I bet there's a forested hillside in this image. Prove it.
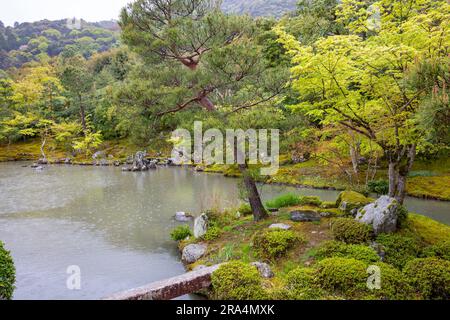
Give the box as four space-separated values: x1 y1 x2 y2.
0 19 119 69
222 0 297 17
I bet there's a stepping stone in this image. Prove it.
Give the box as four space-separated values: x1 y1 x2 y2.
269 223 292 230
290 210 321 222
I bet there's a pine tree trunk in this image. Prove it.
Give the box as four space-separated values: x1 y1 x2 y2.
238 164 268 222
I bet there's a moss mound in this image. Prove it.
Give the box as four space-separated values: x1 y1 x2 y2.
404 257 450 300
370 262 415 300
316 241 380 264
422 241 450 261
316 257 368 296
253 229 302 260
284 267 324 300
211 261 267 300
0 241 16 300
331 218 373 244
376 233 421 269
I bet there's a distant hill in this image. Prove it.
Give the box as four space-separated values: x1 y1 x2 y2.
0 19 119 69
222 0 297 17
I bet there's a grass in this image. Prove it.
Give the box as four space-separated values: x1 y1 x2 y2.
265 193 301 209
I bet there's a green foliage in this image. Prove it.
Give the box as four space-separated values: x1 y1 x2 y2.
0 241 16 300
376 233 421 270
237 203 253 216
222 0 297 17
72 131 103 156
371 262 415 300
404 258 450 300
203 226 222 241
285 267 324 300
316 241 380 264
211 261 267 300
422 241 450 261
316 257 368 296
331 218 373 244
265 193 301 209
298 196 322 206
368 180 389 196
253 229 302 260
170 225 192 241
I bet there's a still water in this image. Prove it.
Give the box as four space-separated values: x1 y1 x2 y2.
0 162 448 300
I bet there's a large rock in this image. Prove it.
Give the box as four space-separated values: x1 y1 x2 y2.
355 196 399 235
269 223 292 230
182 244 207 264
336 191 373 214
194 213 209 238
291 210 321 222
251 262 274 279
175 212 194 222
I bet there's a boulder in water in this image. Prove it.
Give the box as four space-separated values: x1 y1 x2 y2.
175 212 194 222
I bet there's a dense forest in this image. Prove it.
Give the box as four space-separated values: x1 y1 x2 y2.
0 0 448 201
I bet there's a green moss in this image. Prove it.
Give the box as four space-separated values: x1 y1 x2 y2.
211 261 267 300
407 175 450 201
331 218 373 244
265 193 301 209
316 241 380 264
253 229 303 260
203 226 222 241
376 233 421 270
316 258 368 296
422 241 450 261
335 191 373 213
298 196 322 207
0 241 16 300
370 262 415 300
321 201 337 209
237 203 253 216
284 267 324 300
404 257 450 300
405 214 450 245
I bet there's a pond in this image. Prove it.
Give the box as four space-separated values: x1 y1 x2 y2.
0 162 448 300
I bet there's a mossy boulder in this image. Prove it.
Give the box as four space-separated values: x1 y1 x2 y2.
211 261 267 300
404 257 450 300
331 218 373 244
336 191 373 214
0 241 16 300
253 229 303 260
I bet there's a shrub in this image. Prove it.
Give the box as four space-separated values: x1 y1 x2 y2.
316 258 368 296
253 229 302 260
170 225 192 241
285 267 324 300
370 263 415 300
211 261 267 300
203 226 222 241
0 241 16 300
331 218 373 244
237 203 252 216
422 241 450 261
265 193 301 209
404 257 450 300
299 196 322 207
368 180 389 195
316 241 380 264
376 233 421 269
